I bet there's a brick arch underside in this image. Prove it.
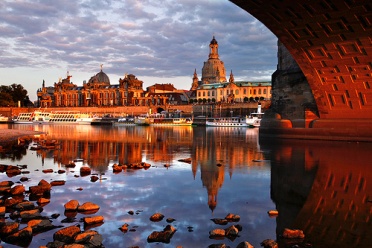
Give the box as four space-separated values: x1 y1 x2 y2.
231 0 372 119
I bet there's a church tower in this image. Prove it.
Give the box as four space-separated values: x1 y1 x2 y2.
201 36 227 84
191 69 199 90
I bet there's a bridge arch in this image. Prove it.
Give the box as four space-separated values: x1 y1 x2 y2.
231 0 371 119
230 1 372 140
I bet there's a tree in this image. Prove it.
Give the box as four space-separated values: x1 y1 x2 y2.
0 84 33 107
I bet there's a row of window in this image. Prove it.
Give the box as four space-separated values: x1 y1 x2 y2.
198 88 269 97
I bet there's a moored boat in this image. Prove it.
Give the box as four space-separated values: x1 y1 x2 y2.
246 103 264 128
113 117 135 126
206 116 249 127
0 114 11 123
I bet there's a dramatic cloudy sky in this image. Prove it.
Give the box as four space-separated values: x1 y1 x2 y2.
0 0 278 101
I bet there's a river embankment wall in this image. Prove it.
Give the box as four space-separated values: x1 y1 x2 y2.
0 102 269 119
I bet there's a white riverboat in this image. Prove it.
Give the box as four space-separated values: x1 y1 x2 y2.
14 111 49 124
206 116 249 127
245 103 264 128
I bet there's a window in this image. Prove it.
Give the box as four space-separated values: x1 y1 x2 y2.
264 89 267 94
258 89 261 94
244 89 246 94
235 90 239 95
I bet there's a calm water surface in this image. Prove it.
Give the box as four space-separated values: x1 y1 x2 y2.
0 124 370 248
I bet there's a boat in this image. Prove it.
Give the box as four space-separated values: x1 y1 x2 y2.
150 117 193 126
134 114 151 126
14 111 48 124
206 116 250 127
245 103 264 128
48 111 95 124
0 114 11 123
136 111 193 126
113 117 135 126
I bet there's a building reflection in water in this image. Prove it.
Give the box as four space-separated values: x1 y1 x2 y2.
261 138 372 248
21 125 265 212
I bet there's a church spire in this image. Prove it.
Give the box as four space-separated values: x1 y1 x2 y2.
209 36 219 60
229 70 234 83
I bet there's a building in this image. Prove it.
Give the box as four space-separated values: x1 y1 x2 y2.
191 36 271 103
37 64 192 108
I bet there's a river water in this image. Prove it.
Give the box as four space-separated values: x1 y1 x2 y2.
0 124 370 248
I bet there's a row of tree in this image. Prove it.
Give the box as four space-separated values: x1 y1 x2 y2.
0 84 33 107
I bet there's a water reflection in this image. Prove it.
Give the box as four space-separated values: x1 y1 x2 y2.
1 124 369 247
261 138 372 248
0 124 274 247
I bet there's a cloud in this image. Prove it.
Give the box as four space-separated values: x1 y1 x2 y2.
0 0 277 100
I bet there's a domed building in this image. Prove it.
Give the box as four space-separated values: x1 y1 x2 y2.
201 36 227 84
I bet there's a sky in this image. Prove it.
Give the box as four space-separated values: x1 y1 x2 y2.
0 0 278 101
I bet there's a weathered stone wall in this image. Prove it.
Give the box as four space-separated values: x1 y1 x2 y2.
268 41 318 127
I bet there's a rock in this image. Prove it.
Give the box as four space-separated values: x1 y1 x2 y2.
268 210 279 217
29 179 51 195
77 202 100 212
0 180 14 187
261 239 278 248
20 209 41 220
208 244 227 248
90 175 99 182
27 219 57 233
51 213 60 219
37 197 50 205
10 185 26 195
83 215 104 225
149 212 164 222
74 229 98 243
53 225 81 243
225 213 240 222
225 225 239 237
0 221 19 236
211 218 228 225
166 218 176 223
4 197 23 207
80 167 91 176
178 158 191 163
0 206 5 215
64 200 79 211
112 164 122 173
147 225 176 243
57 169 66 174
283 228 305 239
142 162 151 168
209 228 226 238
42 169 53 173
119 223 129 232
237 241 254 248
50 180 66 186
15 201 35 211
6 166 21 177
0 186 11 194
2 226 33 247
20 177 29 182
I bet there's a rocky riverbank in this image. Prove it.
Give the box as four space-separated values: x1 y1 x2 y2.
0 129 44 145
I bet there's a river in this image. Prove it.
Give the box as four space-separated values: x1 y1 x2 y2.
0 124 370 248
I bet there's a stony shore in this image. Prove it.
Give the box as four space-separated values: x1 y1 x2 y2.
0 129 44 144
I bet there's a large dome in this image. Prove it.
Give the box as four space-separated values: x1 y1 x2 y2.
96 70 110 84
87 69 110 86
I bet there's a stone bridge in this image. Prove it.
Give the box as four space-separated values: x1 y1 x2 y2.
231 0 372 141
